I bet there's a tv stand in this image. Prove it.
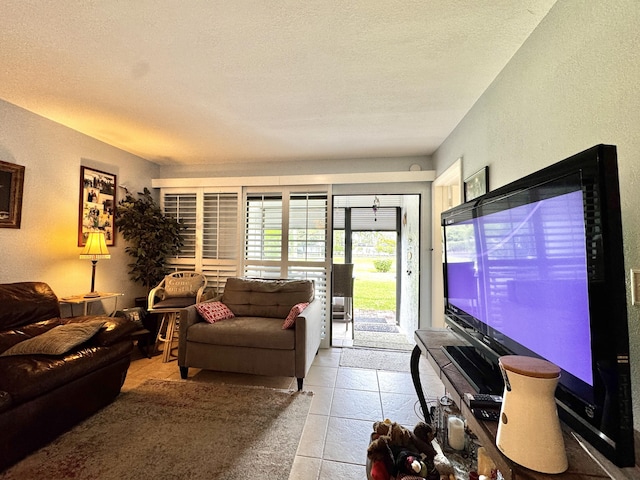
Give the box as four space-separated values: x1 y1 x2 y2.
441 345 504 394
412 328 622 480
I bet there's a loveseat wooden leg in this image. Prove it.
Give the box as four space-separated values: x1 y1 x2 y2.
180 366 188 379
297 378 303 391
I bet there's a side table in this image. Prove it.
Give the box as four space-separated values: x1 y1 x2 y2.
148 308 181 363
59 292 124 317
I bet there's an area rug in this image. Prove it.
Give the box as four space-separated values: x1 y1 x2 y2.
353 330 415 351
354 323 400 333
340 347 412 372
353 315 387 324
1 379 312 480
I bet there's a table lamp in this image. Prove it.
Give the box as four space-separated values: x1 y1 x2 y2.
80 231 110 298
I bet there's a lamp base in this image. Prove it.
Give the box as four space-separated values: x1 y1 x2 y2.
83 292 101 298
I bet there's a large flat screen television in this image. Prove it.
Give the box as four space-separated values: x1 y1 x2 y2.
441 144 634 467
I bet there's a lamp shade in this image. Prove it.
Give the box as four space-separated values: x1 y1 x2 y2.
80 232 111 260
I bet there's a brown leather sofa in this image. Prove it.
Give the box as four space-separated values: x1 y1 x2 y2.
178 277 322 390
0 282 137 471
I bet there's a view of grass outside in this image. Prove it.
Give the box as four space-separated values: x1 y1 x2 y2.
354 275 395 310
333 230 396 312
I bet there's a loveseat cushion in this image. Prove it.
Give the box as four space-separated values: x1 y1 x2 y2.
221 277 314 319
186 316 295 350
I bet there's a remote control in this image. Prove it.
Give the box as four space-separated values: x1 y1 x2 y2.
472 408 501 422
464 392 503 409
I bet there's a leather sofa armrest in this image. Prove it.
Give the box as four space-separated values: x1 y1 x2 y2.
0 390 12 413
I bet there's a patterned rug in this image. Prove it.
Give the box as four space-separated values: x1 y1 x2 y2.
1 379 312 479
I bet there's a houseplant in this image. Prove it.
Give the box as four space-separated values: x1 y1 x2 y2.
115 187 185 292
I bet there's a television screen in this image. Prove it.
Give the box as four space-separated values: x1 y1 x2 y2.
446 187 593 387
442 145 634 467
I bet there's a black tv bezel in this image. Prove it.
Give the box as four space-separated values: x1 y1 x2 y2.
441 144 635 467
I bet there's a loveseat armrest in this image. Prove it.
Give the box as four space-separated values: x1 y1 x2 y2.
177 296 222 366
294 298 322 385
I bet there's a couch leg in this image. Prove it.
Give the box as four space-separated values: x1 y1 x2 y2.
297 378 303 391
180 366 188 379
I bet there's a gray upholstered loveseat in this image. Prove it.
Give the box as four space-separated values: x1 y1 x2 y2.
178 277 322 390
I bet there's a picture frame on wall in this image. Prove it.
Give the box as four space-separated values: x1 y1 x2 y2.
78 166 116 246
0 160 25 229
464 166 489 202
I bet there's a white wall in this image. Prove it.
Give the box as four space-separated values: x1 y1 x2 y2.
0 99 159 311
432 0 640 430
158 156 432 178
400 194 421 338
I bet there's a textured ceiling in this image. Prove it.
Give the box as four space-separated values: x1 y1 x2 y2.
0 1 556 166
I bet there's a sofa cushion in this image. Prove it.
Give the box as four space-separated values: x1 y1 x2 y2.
0 317 62 353
0 282 61 330
222 277 314 319
187 316 295 350
282 302 309 329
0 320 106 357
0 340 132 405
83 316 140 347
196 301 235 323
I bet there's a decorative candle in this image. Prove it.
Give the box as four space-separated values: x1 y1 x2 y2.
447 415 466 450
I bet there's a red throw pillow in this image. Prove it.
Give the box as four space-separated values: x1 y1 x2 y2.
282 302 309 329
196 301 235 323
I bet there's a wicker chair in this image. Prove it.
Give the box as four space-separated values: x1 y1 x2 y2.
148 271 207 362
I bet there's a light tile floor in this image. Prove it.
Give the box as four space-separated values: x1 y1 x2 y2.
123 335 446 480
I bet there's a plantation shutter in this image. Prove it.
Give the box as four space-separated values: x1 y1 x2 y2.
289 193 328 261
244 194 283 278
288 192 329 340
164 193 197 270
162 190 240 294
202 193 238 260
202 192 240 293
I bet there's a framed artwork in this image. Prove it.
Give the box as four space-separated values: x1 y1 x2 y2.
0 160 25 229
78 166 116 246
464 166 489 202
